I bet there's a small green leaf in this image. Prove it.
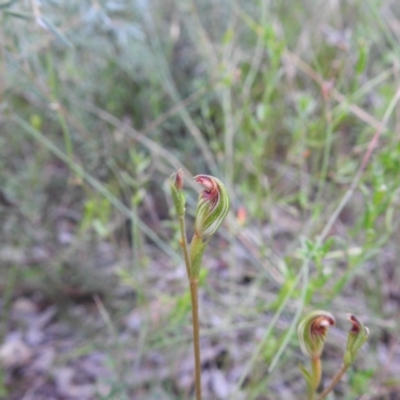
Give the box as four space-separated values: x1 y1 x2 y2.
222 28 234 45
355 40 369 75
299 363 312 385
190 241 207 277
299 363 314 398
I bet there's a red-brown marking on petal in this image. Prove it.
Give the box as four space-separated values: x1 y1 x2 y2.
194 175 220 207
347 314 361 334
174 169 184 190
310 315 335 337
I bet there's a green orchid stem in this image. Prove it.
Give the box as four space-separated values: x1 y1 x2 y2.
190 278 202 400
171 172 229 400
317 363 349 400
311 356 322 394
178 214 192 280
177 217 202 400
190 233 206 277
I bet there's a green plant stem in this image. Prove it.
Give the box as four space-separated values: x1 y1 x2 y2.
311 357 322 399
177 215 202 399
307 385 315 400
190 278 202 400
316 363 349 400
178 214 192 279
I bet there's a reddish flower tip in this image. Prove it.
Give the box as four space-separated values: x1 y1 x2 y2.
194 175 219 205
347 314 361 334
192 175 230 238
310 315 336 337
173 169 183 190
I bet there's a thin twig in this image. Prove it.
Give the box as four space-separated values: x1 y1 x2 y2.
316 363 348 400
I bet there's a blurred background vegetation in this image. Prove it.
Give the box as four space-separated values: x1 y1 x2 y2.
1 0 400 399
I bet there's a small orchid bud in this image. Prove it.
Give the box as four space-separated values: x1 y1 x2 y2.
170 170 185 217
193 175 230 238
343 314 369 366
298 310 336 359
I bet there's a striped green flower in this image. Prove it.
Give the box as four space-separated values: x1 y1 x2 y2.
170 169 185 217
343 314 369 366
193 175 230 238
298 310 335 359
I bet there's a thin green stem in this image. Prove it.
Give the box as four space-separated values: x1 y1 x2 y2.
189 233 207 278
178 214 192 279
316 363 349 400
311 357 322 398
177 212 202 399
314 85 333 209
268 258 310 373
308 386 315 400
190 279 202 400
